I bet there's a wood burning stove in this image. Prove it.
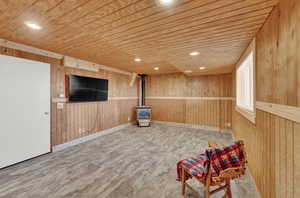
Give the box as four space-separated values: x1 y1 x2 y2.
136 106 151 127
136 74 152 127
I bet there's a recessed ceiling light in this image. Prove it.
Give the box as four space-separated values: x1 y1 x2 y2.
184 70 192 73
190 51 200 56
199 67 206 70
134 58 141 62
160 0 174 5
25 22 42 30
154 67 159 71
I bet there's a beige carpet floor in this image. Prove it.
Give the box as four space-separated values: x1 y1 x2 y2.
0 123 259 198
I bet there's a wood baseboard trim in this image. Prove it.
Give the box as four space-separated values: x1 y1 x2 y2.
256 101 300 124
152 120 232 134
52 122 134 152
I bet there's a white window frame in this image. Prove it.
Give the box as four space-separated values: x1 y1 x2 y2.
235 39 256 123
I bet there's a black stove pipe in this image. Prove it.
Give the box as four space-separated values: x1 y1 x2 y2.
139 74 147 106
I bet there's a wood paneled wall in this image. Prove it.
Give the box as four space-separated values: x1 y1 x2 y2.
232 1 300 197
0 46 138 147
145 73 232 130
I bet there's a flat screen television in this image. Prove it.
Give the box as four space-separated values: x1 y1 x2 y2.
68 75 108 102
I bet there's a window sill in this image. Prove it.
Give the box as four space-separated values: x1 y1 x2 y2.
235 106 256 124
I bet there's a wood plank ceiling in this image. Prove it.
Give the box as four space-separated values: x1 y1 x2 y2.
0 0 278 75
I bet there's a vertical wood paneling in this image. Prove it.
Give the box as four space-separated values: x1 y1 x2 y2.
0 46 138 147
146 73 232 97
256 1 300 107
54 67 138 145
60 99 137 143
232 110 299 198
146 73 232 129
256 7 278 103
148 99 232 129
294 124 300 197
233 1 300 197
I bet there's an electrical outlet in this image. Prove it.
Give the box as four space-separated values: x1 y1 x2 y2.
128 117 131 121
57 103 64 109
79 128 87 134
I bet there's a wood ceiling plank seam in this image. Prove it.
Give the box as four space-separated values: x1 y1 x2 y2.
116 14 266 45
57 14 267 54
64 47 247 72
44 0 225 50
43 0 116 37
86 0 274 44
103 7 269 47
70 39 249 65
158 35 257 52
116 30 260 50
41 0 208 50
134 22 263 47
89 0 240 37
57 14 267 53
33 0 158 49
144 38 252 52
102 0 274 44
42 0 144 39
0 0 276 56
117 33 257 56
115 26 260 52
164 43 248 69
78 0 210 33
111 14 269 47
56 1 271 51
25 0 191 48
151 21 266 46
44 0 66 13
0 0 92 35
0 0 278 75
0 0 40 30
84 39 248 54
0 1 29 20
76 0 149 27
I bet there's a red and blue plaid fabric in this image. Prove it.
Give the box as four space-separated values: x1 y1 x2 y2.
177 153 209 182
177 141 246 184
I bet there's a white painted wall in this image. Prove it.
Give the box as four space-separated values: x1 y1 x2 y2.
0 54 50 169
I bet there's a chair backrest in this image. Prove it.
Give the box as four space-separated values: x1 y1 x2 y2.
206 140 247 184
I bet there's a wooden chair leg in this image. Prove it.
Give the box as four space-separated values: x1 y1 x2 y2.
205 185 210 198
181 168 186 196
226 180 232 198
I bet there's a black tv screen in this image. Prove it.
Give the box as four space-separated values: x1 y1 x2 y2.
69 75 108 102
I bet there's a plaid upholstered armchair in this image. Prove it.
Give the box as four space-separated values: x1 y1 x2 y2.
177 141 247 198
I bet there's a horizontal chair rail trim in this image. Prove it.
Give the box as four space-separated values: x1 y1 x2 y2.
108 97 138 100
52 97 138 103
146 97 234 100
256 101 300 124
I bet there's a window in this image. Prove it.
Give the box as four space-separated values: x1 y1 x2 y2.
236 50 255 123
